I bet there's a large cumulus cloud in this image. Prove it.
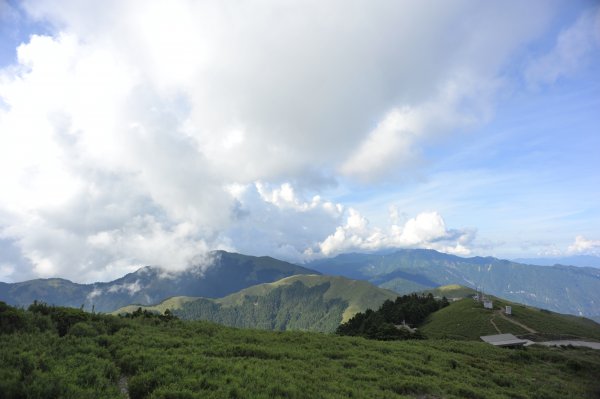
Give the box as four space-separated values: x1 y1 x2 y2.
315 210 475 257
0 0 585 282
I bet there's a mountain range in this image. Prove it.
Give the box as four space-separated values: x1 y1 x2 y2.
0 251 317 312
514 255 600 268
306 249 600 320
1 248 599 323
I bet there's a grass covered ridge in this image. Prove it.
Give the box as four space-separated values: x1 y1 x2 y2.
113 275 398 331
422 284 478 299
421 296 600 341
2 302 600 398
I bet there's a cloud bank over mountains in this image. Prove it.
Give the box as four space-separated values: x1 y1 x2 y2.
0 1 599 282
568 236 600 256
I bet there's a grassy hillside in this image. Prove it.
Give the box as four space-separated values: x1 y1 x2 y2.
422 284 478 300
306 249 600 319
114 296 199 315
378 278 431 295
2 302 600 398
421 296 600 341
114 275 398 332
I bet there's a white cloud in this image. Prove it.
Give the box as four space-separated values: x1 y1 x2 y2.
340 74 499 181
254 182 343 216
85 216 211 274
0 263 15 281
526 6 600 86
567 235 600 255
107 280 143 296
221 182 345 262
0 1 570 281
317 209 474 257
86 287 102 301
536 245 563 257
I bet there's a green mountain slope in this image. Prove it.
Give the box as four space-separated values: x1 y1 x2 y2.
421 295 600 341
306 249 600 319
3 302 600 399
114 275 398 332
0 251 318 312
422 284 478 299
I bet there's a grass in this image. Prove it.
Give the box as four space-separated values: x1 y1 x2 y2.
421 298 502 340
113 275 398 323
3 303 600 398
490 314 529 335
378 278 431 295
492 298 600 341
421 297 600 341
114 296 198 315
110 322 599 399
423 284 478 299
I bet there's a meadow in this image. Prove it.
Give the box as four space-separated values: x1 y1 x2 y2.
421 297 600 341
1 302 600 398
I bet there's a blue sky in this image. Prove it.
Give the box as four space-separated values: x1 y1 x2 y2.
0 0 599 282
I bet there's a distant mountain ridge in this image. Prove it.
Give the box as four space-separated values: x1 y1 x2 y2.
114 275 398 333
0 251 318 312
306 249 600 320
3 248 600 321
514 255 600 268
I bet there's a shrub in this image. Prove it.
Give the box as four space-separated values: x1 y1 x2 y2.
336 294 447 340
0 302 27 334
150 387 196 399
129 372 161 399
68 322 98 338
566 359 583 372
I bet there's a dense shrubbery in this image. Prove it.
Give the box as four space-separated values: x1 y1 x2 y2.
2 300 600 398
122 307 178 323
0 301 176 398
336 293 449 340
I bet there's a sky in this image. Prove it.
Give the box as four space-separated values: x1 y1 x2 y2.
0 0 599 283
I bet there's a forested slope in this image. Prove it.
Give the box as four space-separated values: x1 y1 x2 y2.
115 275 398 332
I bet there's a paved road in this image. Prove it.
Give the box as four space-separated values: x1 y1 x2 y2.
538 340 600 350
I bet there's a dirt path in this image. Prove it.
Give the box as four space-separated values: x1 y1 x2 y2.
489 314 501 333
497 310 537 333
118 376 129 398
